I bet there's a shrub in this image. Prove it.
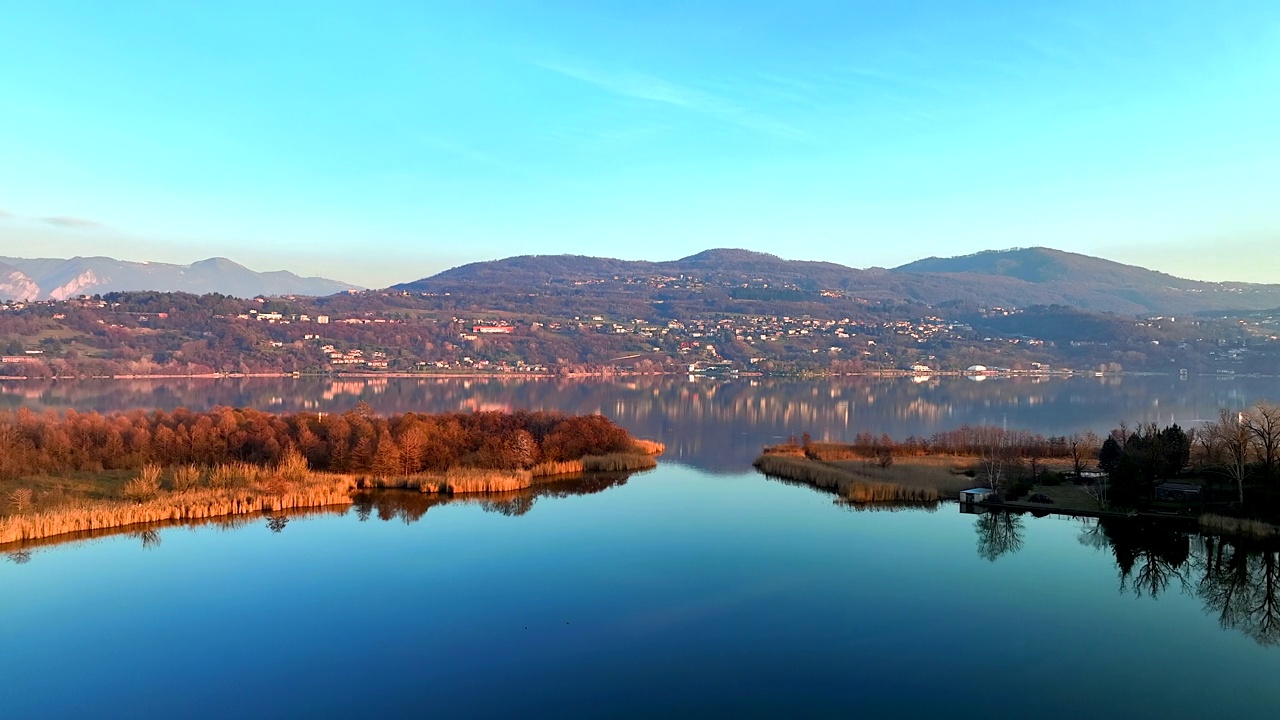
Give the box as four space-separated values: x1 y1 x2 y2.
1040 472 1065 487
1005 481 1031 501
122 465 162 502
275 449 310 484
8 487 33 513
208 464 237 489
170 465 202 492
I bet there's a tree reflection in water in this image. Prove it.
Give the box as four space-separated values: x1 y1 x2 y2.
132 529 162 550
350 471 637 524
1196 536 1280 646
1101 520 1190 599
1072 516 1280 646
974 510 1025 562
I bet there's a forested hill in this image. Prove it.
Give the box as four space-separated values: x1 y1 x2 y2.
396 249 868 292
396 247 1280 316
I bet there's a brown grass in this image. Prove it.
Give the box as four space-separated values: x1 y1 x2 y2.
760 443 807 458
414 469 534 495
530 459 585 477
582 453 658 472
827 458 974 495
0 474 358 545
843 481 939 503
169 464 202 492
122 465 162 502
630 439 666 456
753 454 949 504
1199 513 1280 539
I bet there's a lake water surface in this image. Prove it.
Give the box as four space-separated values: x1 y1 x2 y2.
4 375 1280 718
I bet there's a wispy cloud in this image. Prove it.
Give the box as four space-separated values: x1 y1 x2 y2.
42 216 104 229
537 58 803 140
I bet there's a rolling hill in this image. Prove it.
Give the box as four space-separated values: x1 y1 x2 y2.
395 247 1280 316
0 255 359 301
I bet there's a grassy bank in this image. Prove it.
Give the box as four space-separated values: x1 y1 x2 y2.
0 473 357 545
1198 513 1280 539
753 454 968 504
2 448 660 546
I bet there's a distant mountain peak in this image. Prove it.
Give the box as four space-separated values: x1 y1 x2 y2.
0 255 359 300
189 256 249 271
392 245 1280 316
678 248 783 264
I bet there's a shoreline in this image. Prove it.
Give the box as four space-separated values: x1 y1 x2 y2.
0 456 660 550
5 370 1273 383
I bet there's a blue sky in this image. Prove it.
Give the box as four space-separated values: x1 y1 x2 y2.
1 1 1278 286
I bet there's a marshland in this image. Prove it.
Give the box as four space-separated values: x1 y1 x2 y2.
754 404 1280 539
0 406 662 545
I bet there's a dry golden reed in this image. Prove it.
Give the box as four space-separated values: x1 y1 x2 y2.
582 454 658 472
530 459 586 477
122 464 162 502
0 475 357 545
753 454 942 504
1199 513 1280 539
169 465 202 492
630 439 666 456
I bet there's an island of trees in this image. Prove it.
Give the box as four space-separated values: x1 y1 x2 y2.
0 406 663 545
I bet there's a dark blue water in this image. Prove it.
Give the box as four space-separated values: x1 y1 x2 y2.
5 465 1280 719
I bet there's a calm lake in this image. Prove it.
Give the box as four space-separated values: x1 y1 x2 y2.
4 375 1280 718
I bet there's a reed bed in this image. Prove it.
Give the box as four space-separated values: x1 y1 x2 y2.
530 459 586 477
0 476 358 545
760 443 807 458
828 460 974 495
844 481 940 503
121 464 162 502
753 454 944 504
5 505 351 553
630 439 666 456
753 455 849 490
1199 513 1280 539
582 453 658 472
414 469 534 495
2 444 660 543
361 469 535 494
169 464 202 492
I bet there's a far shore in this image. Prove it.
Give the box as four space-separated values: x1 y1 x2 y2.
11 369 1264 383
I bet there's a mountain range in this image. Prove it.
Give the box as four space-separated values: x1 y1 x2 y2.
396 247 1280 316
0 256 359 301
4 247 1277 316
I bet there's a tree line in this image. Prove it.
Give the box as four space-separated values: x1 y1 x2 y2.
0 405 637 479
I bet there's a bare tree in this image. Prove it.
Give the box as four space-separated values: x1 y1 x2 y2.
1207 409 1254 506
1242 402 1280 481
971 426 1014 496
1068 433 1087 477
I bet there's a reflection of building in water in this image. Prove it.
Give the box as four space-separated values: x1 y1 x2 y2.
7 375 1277 474
322 379 386 401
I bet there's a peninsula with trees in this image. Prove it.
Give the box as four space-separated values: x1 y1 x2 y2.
754 401 1280 537
0 406 662 546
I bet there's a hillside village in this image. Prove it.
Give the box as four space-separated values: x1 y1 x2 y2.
0 278 1275 378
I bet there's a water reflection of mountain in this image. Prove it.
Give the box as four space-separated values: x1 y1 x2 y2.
2 375 1276 473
